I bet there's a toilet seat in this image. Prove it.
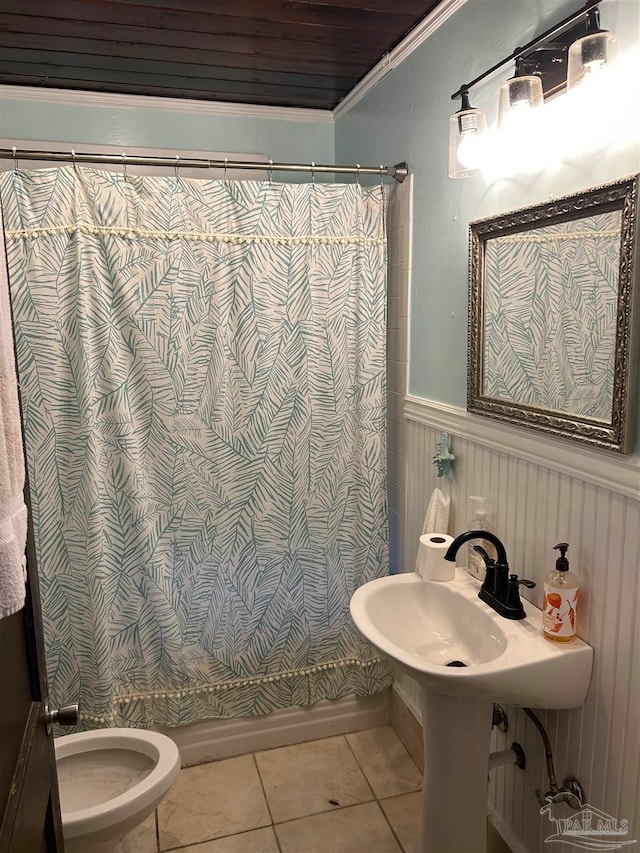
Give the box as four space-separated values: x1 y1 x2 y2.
55 728 180 839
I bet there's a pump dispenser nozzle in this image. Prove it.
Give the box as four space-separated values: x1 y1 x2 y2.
553 542 570 571
469 495 487 519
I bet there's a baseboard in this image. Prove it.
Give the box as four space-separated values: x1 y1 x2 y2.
390 685 424 772
487 804 529 853
156 690 390 767
390 685 516 853
392 671 422 723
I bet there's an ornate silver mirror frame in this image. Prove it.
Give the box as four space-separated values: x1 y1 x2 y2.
468 176 639 453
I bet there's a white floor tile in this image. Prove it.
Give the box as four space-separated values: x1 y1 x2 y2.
255 735 373 823
158 755 270 850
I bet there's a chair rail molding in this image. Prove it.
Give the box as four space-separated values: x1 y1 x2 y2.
404 395 640 501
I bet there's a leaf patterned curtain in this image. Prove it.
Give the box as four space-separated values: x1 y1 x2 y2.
0 167 390 728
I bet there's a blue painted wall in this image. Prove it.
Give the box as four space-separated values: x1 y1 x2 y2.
335 0 640 430
0 93 334 177
1 0 639 449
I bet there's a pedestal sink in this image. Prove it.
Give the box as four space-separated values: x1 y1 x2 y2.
350 569 593 853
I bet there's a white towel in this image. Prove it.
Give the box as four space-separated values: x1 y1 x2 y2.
422 487 451 536
415 488 451 574
0 198 27 619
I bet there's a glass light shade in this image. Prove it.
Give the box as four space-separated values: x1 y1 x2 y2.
567 31 621 89
448 107 488 178
497 75 544 129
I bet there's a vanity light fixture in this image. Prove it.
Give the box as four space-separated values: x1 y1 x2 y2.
448 0 621 179
448 88 488 178
497 58 544 130
567 5 621 89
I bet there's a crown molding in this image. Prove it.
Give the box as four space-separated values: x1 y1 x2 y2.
333 0 467 119
0 0 467 127
405 395 640 501
0 85 334 124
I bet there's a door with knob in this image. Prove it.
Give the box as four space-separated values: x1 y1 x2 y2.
0 486 66 853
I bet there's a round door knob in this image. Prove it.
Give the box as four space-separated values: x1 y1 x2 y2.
45 703 79 728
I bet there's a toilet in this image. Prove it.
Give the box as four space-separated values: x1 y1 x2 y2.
55 728 181 853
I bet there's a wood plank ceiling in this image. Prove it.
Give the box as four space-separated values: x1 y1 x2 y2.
0 0 443 110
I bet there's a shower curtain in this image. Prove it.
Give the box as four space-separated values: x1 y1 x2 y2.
0 166 390 727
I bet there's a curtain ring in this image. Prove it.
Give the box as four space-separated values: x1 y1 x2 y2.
174 154 180 183
121 152 128 182
355 163 361 186
223 157 228 184
311 161 315 184
12 146 18 172
268 159 273 186
380 164 385 189
71 149 77 172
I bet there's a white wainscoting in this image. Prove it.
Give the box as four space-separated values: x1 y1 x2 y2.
400 396 640 853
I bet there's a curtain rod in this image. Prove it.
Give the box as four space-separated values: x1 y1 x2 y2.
0 148 409 184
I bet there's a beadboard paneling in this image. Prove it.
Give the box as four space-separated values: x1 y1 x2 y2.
401 400 640 852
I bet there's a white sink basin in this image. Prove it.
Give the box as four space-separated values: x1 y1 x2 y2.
350 568 592 709
351 567 593 852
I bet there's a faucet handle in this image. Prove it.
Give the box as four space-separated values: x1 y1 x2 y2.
473 545 496 593
504 574 526 614
505 574 536 609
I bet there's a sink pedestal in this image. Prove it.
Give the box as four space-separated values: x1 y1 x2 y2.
419 690 493 853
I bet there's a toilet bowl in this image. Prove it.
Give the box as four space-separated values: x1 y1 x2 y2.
55 728 181 853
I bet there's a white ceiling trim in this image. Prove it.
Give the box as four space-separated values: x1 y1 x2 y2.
0 1 466 125
0 85 334 124
333 0 467 119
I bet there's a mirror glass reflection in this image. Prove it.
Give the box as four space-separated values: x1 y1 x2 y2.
482 208 622 421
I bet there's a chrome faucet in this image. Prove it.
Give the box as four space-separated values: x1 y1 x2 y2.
444 530 535 620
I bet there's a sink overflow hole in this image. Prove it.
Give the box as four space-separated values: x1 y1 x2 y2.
445 660 467 667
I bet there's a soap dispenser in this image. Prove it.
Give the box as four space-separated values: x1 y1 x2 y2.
466 496 497 578
543 543 579 643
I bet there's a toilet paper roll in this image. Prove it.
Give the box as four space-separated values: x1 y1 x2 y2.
416 534 455 582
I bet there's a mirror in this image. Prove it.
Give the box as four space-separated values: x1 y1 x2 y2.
468 176 639 453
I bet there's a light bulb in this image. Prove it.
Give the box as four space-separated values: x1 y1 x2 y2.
583 58 607 76
448 94 487 178
456 130 482 169
567 9 621 92
499 98 536 137
511 96 533 109
498 74 543 130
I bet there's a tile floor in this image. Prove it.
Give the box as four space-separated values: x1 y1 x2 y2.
115 726 423 853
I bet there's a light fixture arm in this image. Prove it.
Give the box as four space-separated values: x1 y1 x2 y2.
513 54 527 77
451 0 601 100
585 5 601 33
459 89 472 111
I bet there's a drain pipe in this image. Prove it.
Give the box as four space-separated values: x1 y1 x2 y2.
489 743 526 771
523 708 583 809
